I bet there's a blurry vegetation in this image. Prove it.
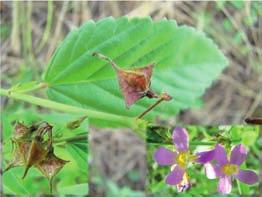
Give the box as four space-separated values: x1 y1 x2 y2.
89 128 146 196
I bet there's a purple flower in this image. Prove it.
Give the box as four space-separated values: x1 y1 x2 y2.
204 144 259 194
196 145 218 164
153 127 196 189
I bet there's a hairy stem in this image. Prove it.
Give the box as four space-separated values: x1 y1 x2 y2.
0 88 135 128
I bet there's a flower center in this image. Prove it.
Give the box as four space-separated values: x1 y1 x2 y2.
221 164 239 175
176 152 196 169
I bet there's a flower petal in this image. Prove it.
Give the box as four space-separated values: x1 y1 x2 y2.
214 144 228 166
230 144 247 165
172 127 189 151
153 147 177 166
165 165 185 185
205 163 221 179
218 176 232 194
235 169 259 184
196 148 216 164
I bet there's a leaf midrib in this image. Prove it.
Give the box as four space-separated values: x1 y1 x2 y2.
51 18 153 83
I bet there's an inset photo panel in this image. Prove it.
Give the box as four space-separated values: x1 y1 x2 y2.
147 125 261 196
89 127 146 197
1 111 89 196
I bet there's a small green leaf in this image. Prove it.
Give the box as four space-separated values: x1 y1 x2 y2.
3 169 30 195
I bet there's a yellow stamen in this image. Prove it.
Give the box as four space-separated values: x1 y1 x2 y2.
221 164 239 175
176 152 197 169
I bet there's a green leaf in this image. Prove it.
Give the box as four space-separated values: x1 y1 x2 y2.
3 169 30 195
230 1 244 9
230 125 259 147
57 183 88 195
44 16 228 123
65 142 88 170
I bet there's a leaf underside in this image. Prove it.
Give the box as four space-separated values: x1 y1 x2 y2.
44 16 228 124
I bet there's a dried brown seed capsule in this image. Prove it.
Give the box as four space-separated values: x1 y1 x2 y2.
37 149 69 193
13 122 30 139
92 52 158 108
4 123 32 172
22 137 48 179
117 64 156 108
5 120 68 194
4 140 32 172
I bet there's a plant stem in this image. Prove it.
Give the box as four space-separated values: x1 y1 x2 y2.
17 82 48 93
0 88 135 128
190 141 217 146
137 92 172 119
237 180 242 195
53 134 87 144
138 97 164 119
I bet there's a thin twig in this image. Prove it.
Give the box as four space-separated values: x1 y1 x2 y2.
245 117 262 125
138 98 164 119
245 92 262 118
36 0 53 53
47 1 69 60
92 52 119 71
11 1 20 54
137 92 172 119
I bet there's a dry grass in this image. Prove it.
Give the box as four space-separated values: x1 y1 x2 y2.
89 127 146 195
